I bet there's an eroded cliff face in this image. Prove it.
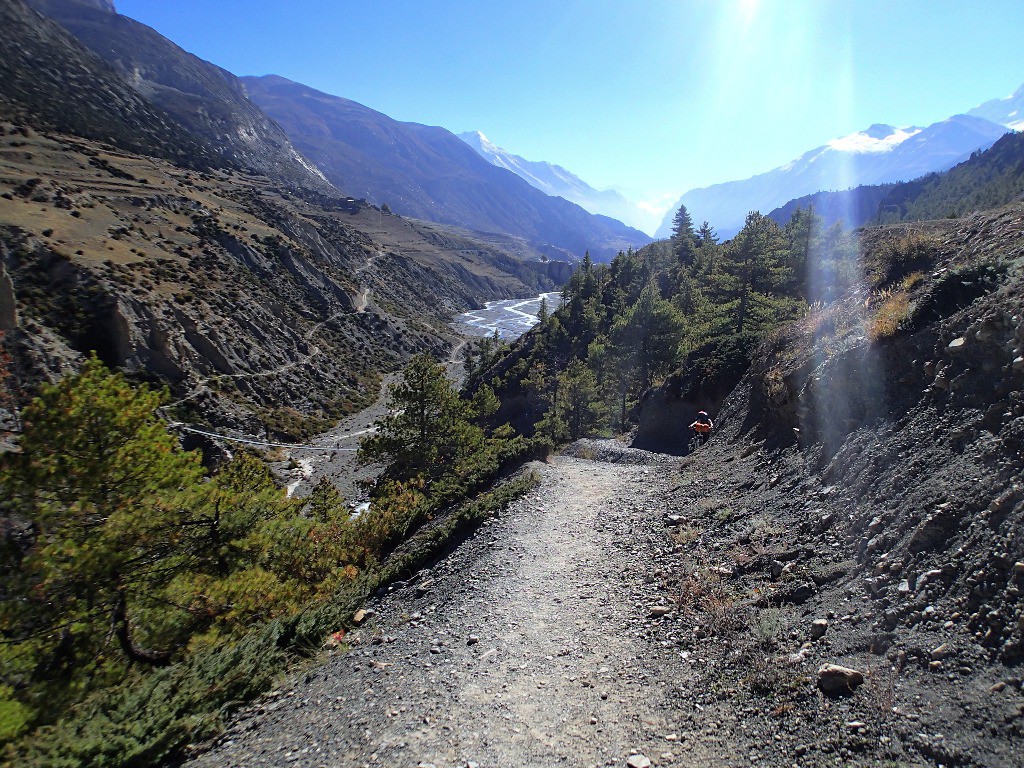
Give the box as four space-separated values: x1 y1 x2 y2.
0 124 562 438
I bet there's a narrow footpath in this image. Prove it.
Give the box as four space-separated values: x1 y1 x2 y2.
182 443 709 768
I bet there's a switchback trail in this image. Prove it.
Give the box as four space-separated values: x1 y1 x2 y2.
182 442 710 768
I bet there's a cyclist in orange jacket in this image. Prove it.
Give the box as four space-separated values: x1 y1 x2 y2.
689 410 714 446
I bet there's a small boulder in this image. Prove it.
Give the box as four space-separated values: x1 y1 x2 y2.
649 605 672 618
947 337 967 354
817 664 864 695
810 619 829 640
627 755 652 768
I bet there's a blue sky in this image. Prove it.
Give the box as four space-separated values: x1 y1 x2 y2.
118 0 1024 216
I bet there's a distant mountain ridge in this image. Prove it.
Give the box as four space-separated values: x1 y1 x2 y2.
768 130 1024 230
457 131 659 234
26 0 336 195
657 114 1010 239
968 82 1024 131
242 75 651 260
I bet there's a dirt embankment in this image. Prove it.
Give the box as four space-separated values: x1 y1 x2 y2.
635 205 1024 766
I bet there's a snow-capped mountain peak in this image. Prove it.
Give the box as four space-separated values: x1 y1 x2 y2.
656 112 1009 239
457 131 663 234
826 124 921 153
968 81 1024 131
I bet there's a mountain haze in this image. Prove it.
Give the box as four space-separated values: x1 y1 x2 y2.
769 129 1024 230
968 82 1024 131
457 131 659 235
242 76 651 261
658 114 1010 239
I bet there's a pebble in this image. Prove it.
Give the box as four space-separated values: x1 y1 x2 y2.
626 755 652 768
930 643 953 660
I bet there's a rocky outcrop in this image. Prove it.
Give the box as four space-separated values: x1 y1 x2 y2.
0 257 18 330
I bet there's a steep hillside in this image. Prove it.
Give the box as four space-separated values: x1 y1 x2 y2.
629 204 1024 766
769 131 1024 231
25 0 335 194
658 115 1009 239
0 124 561 439
768 184 896 231
241 76 651 261
0 0 217 169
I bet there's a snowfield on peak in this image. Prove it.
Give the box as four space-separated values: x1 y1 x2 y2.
827 125 921 153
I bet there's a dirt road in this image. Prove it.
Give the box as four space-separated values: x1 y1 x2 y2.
182 443 697 768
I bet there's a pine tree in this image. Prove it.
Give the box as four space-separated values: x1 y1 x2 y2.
358 354 480 483
719 211 788 334
555 359 605 440
537 296 549 325
0 356 206 668
605 286 685 426
671 204 698 266
697 221 718 246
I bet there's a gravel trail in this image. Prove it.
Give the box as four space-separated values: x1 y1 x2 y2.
182 444 701 768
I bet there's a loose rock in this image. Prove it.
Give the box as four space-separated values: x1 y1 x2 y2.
818 664 865 695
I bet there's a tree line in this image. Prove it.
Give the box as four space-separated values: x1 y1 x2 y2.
466 203 860 441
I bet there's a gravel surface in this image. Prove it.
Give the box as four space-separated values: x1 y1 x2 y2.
181 444 702 768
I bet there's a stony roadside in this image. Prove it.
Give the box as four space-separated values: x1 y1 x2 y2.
179 430 1023 768
180 441 722 768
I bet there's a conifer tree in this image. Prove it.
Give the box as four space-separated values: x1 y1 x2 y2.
555 359 605 440
358 354 480 483
671 204 698 266
0 356 206 668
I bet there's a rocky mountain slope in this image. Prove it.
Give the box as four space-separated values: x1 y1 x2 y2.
658 114 1011 239
458 130 658 235
241 75 651 261
0 122 563 439
24 0 335 196
0 0 217 170
0 0 573 440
